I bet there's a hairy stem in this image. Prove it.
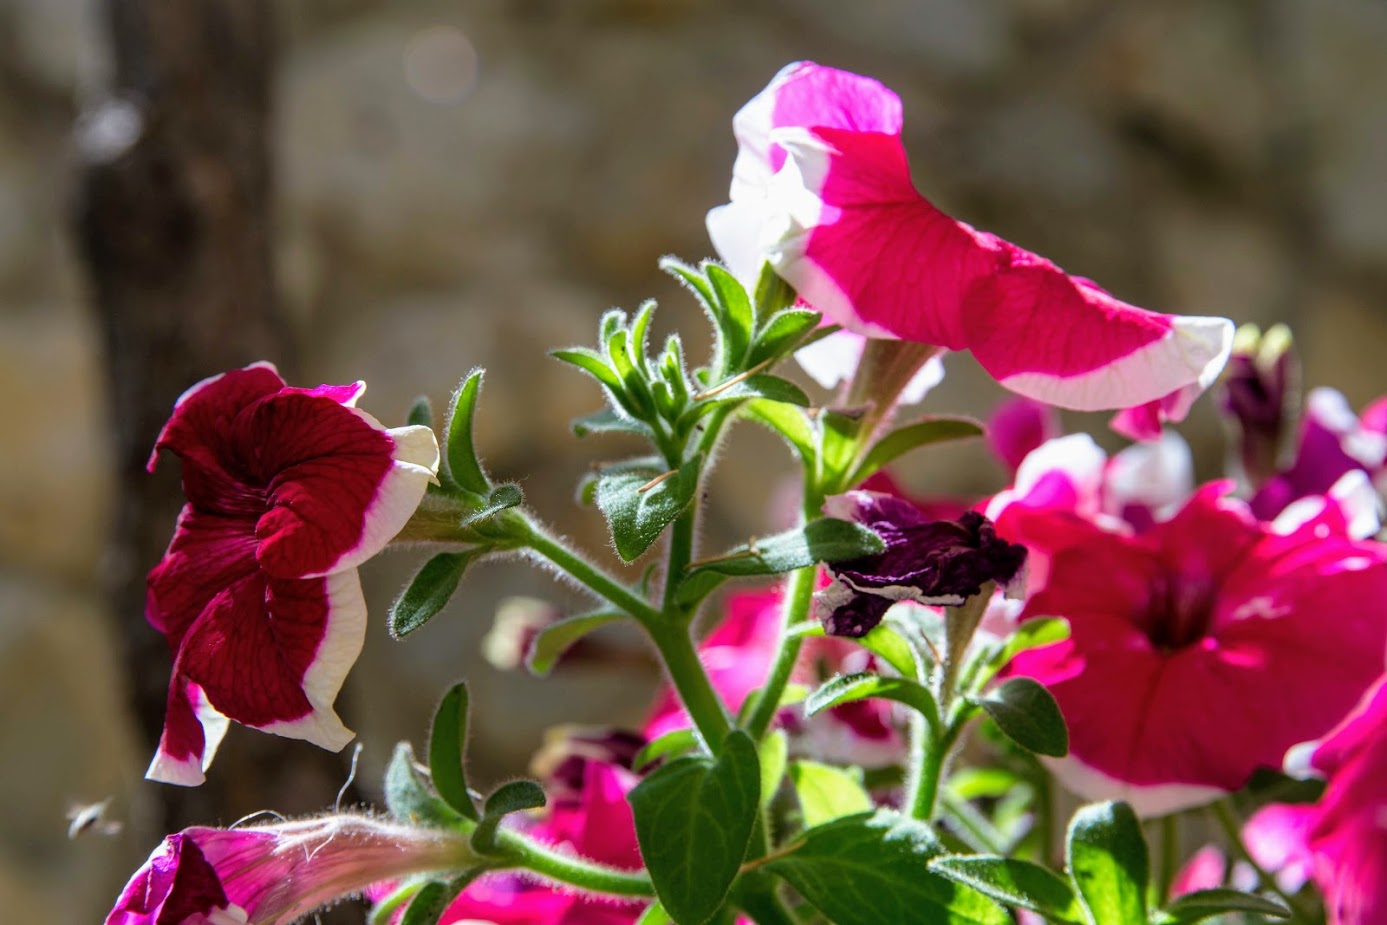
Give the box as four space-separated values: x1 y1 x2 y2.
520 520 661 625
646 618 733 751
496 828 654 898
742 563 817 740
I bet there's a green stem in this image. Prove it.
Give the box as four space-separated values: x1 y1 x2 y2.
496 828 654 898
908 722 958 821
1210 800 1321 923
663 507 696 613
742 564 817 740
521 520 661 625
646 619 733 751
1158 814 1180 904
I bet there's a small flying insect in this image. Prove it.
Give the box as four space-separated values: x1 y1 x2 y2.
67 798 122 839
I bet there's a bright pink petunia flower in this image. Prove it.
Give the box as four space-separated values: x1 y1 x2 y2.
1000 483 1387 817
106 816 472 925
145 363 439 785
645 586 904 768
708 62 1233 427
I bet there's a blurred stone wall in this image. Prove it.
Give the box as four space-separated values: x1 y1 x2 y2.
2 0 1386 920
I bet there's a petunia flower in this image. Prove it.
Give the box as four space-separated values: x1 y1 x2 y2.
1250 386 1387 521
434 750 645 925
815 492 1026 638
1001 483 1387 816
708 62 1233 428
145 363 439 785
645 586 904 767
105 815 474 925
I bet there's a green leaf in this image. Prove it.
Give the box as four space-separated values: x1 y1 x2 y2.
707 263 755 367
633 728 702 771
987 617 1070 673
442 371 490 495
1156 888 1291 923
759 729 789 810
789 760 873 828
947 768 1026 802
553 347 626 396
407 395 434 428
384 742 464 828
1066 801 1149 925
805 672 940 733
596 455 702 561
472 780 547 854
390 551 485 639
428 683 478 820
741 398 815 462
629 729 760 925
660 256 719 325
751 261 797 317
766 810 1010 925
850 416 984 484
526 610 622 676
399 881 450 925
679 518 884 583
708 374 810 408
929 856 1086 925
462 483 524 527
818 409 864 489
572 408 654 439
635 901 673 925
791 622 918 679
749 308 820 366
976 677 1069 758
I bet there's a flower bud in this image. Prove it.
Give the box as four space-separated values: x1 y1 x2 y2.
1216 323 1299 488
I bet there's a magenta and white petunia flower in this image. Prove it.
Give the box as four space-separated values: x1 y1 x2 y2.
1250 386 1387 521
708 62 1233 428
1001 482 1387 817
145 363 439 786
105 815 472 925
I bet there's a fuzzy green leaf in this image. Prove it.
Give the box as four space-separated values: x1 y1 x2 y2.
390 550 484 639
977 677 1069 758
384 742 464 829
679 518 883 582
472 780 547 854
805 672 940 733
851 416 984 484
1066 801 1149 925
633 728 702 772
442 371 490 495
428 683 478 820
1156 888 1291 923
596 455 702 561
526 610 622 676
749 308 820 366
407 395 434 428
629 729 760 925
766 810 1009 925
929 856 1086 925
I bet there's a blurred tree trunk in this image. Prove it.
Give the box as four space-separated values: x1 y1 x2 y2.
72 0 358 872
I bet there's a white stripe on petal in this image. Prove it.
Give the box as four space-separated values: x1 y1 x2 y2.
258 570 366 752
998 315 1234 412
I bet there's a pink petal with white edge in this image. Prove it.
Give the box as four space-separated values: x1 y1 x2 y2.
794 329 945 404
146 682 230 787
1105 431 1194 525
177 570 366 752
248 390 438 580
964 250 1234 412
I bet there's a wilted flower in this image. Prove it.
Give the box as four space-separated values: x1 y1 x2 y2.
815 492 1026 638
106 815 472 925
1003 483 1387 816
708 61 1232 429
145 363 439 785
